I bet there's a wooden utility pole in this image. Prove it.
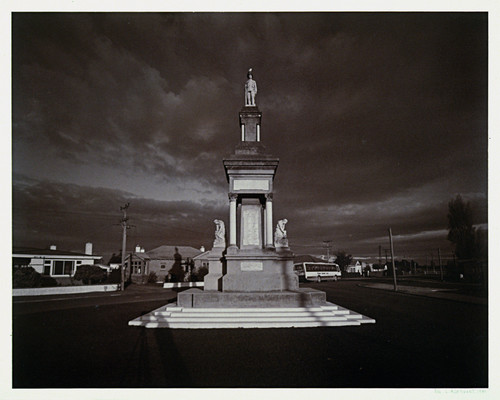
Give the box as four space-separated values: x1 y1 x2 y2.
120 203 130 291
438 248 443 282
378 245 382 268
388 228 398 291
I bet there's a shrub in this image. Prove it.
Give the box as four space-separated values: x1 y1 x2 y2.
107 268 122 284
192 266 209 282
169 263 185 282
147 271 158 284
74 265 107 285
40 275 58 287
13 266 42 288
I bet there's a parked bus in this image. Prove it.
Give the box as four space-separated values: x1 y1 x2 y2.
293 262 342 282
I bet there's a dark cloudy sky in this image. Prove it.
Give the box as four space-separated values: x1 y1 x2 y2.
12 12 488 263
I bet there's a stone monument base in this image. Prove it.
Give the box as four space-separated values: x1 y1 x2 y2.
177 287 326 308
202 247 226 291
222 247 298 292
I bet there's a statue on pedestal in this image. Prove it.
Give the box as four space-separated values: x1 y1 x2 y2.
274 218 289 248
245 68 257 106
213 219 226 248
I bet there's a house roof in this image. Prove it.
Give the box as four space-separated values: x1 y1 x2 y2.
145 245 203 260
128 252 151 261
193 251 211 260
293 254 325 264
13 247 102 259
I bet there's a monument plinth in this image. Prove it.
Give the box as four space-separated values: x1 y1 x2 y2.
129 69 376 328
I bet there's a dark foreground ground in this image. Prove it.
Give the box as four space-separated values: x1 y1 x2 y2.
12 279 488 388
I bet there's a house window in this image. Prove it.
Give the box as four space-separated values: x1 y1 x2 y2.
43 260 51 275
53 261 64 275
64 261 74 275
132 261 142 274
160 264 166 269
53 260 74 275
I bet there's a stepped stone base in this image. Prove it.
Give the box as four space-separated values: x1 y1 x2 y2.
128 302 376 329
177 288 326 308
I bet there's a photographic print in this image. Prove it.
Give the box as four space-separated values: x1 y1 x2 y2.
10 7 489 397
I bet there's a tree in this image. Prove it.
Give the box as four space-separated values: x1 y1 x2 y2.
335 250 353 272
447 195 482 260
168 248 185 282
107 252 122 265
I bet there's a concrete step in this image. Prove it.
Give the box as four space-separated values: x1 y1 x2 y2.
129 320 364 329
164 304 339 314
155 311 347 318
144 313 351 321
129 302 376 329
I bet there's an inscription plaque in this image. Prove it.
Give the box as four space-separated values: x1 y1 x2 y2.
234 179 269 191
241 261 263 271
242 207 260 245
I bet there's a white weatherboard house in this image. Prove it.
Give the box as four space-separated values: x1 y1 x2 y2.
13 243 102 277
346 261 363 274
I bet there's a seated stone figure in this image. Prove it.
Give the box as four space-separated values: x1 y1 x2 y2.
213 219 226 248
274 219 289 248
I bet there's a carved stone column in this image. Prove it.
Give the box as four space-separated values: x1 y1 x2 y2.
229 193 238 246
265 193 273 247
263 204 267 245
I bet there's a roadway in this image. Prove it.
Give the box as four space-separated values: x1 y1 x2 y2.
12 279 488 388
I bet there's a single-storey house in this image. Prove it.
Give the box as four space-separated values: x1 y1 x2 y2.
125 245 205 282
13 243 102 277
193 249 210 270
346 260 363 275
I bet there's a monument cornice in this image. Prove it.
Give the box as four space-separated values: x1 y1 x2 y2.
223 159 279 167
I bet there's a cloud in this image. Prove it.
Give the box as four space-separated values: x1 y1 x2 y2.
11 13 487 263
12 177 226 258
276 180 486 258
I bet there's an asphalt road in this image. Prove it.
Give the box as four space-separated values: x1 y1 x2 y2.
12 280 488 388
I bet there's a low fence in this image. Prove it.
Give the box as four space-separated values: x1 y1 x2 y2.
163 281 204 289
13 284 119 297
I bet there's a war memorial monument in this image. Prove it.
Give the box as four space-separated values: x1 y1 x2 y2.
129 70 375 328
